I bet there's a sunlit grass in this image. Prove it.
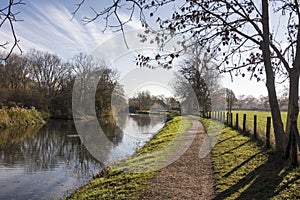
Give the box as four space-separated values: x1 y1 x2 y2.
0 107 45 128
231 110 300 131
67 116 192 200
201 118 300 200
216 110 300 148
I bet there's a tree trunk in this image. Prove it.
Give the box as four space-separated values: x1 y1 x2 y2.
284 65 300 165
283 0 300 165
286 69 299 134
262 0 286 154
285 121 299 166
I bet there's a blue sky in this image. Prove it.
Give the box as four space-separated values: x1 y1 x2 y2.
1 0 143 58
0 0 282 98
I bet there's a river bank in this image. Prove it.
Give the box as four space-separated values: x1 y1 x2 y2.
0 107 46 128
67 116 192 199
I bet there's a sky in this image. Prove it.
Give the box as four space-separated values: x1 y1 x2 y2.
0 0 286 98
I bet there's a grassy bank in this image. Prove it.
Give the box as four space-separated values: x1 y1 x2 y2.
0 107 46 128
201 118 300 199
68 116 192 199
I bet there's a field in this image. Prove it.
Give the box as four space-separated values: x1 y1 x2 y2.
214 110 300 148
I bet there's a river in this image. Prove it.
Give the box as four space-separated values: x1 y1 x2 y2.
0 114 166 199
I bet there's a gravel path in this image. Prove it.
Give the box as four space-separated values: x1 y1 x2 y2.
139 117 216 200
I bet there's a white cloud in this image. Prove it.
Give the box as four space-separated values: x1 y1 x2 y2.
0 2 115 58
0 1 146 59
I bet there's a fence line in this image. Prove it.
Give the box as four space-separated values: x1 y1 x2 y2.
205 111 273 149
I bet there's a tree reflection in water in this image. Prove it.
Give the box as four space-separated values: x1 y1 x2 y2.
128 114 167 135
0 121 104 174
0 120 105 199
0 114 165 199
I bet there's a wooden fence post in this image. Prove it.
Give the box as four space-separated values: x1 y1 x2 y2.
221 112 224 123
230 113 233 127
222 112 224 122
266 117 271 148
243 114 246 132
254 115 257 139
226 112 229 125
235 113 239 129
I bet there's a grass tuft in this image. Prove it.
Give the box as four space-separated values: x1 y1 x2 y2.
0 107 45 128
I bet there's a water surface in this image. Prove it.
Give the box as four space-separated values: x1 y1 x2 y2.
0 114 165 199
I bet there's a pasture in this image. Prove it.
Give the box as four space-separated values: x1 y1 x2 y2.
218 110 300 148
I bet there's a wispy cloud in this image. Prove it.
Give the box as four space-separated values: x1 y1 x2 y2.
0 1 145 59
0 2 112 58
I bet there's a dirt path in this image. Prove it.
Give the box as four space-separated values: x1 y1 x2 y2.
139 117 216 200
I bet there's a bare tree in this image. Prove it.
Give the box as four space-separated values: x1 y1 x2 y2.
0 0 24 59
4 53 30 90
27 50 68 109
71 53 124 116
152 0 300 164
74 0 300 165
173 43 221 116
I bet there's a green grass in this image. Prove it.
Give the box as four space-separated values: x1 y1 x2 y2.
200 118 300 200
231 110 272 131
216 110 300 148
231 110 300 131
67 116 192 200
0 107 45 128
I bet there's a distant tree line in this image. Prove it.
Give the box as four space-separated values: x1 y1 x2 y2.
0 51 125 119
128 90 180 113
235 93 292 112
213 89 292 112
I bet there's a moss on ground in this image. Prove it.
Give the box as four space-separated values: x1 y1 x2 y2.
200 118 300 200
68 116 192 200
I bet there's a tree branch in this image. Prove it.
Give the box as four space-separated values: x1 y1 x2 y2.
0 0 24 60
293 0 300 70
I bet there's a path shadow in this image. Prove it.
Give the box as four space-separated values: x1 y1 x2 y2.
214 152 294 200
216 134 240 145
223 150 264 178
220 140 251 156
